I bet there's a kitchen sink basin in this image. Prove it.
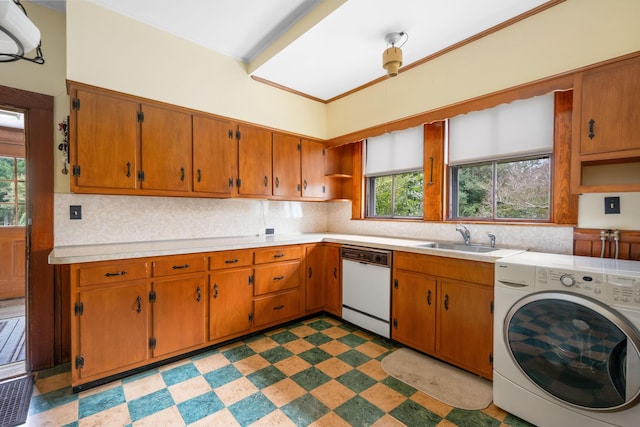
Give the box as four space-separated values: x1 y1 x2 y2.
415 242 498 253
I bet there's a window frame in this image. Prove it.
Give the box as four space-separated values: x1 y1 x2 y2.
448 154 552 223
365 169 425 219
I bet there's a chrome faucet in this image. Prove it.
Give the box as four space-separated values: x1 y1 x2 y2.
487 232 496 248
456 224 471 245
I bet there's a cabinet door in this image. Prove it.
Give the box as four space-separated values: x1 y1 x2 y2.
301 139 326 198
77 281 149 378
437 280 493 377
273 133 301 198
209 268 253 341
152 276 206 357
579 58 640 155
305 245 326 313
73 89 139 190
324 246 341 316
238 124 272 196
139 104 192 192
193 115 236 195
392 270 436 354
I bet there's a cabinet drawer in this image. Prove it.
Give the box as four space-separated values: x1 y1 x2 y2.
395 252 493 286
78 261 150 286
254 261 301 296
153 255 207 277
209 250 253 270
254 246 302 264
253 289 301 328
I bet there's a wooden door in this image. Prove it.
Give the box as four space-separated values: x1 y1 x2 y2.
72 89 139 190
77 282 149 378
192 115 236 195
324 246 341 316
139 104 191 192
579 57 640 155
273 133 301 198
304 245 326 313
209 268 253 341
301 139 325 198
152 276 206 356
392 270 436 354
437 280 493 378
237 125 272 196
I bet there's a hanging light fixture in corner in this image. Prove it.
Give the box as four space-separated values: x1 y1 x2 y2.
382 32 407 78
0 0 45 64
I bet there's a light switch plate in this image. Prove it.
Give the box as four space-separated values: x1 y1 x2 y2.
70 205 82 220
604 197 620 214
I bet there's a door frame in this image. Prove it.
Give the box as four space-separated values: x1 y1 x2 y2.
1 84 54 371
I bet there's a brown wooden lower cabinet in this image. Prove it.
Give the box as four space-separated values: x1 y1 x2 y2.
392 251 494 380
209 267 253 341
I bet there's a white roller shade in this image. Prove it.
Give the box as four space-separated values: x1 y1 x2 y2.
449 93 554 165
366 125 423 175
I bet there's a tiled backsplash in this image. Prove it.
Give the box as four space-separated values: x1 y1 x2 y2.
54 194 573 254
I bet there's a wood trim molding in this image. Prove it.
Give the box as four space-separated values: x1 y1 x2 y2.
552 91 578 224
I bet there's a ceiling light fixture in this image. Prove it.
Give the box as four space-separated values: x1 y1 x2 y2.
0 0 45 64
382 31 407 77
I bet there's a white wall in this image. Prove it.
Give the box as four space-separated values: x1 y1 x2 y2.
578 193 640 230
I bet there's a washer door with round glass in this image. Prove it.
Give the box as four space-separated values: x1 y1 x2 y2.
505 292 640 411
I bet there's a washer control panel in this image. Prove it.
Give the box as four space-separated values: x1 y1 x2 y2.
608 274 640 309
536 268 606 302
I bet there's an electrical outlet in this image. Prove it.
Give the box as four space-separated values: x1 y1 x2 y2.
70 205 82 220
265 228 275 235
604 197 620 214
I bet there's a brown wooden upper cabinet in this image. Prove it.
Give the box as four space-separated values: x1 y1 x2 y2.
571 55 640 193
273 132 301 198
237 124 273 197
192 115 237 196
71 87 139 192
301 139 326 199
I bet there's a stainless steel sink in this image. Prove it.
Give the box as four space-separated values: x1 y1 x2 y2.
415 242 498 253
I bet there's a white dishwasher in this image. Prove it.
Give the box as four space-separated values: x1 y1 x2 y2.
341 246 392 338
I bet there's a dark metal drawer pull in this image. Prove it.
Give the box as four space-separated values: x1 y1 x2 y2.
105 271 127 277
224 259 239 264
273 275 285 281
136 296 142 313
196 286 201 302
273 305 284 310
273 253 285 258
172 264 190 270
213 283 219 299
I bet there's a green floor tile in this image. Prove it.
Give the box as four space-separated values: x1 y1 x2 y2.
335 395 385 427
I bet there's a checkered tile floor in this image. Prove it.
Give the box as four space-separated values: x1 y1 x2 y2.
24 315 533 426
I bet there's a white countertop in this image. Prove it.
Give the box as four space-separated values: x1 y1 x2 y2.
48 233 527 265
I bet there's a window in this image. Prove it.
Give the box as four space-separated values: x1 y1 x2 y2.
368 172 424 218
365 126 424 218
0 156 26 226
451 156 550 220
448 93 554 222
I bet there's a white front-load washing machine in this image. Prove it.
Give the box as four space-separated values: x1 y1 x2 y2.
494 252 640 427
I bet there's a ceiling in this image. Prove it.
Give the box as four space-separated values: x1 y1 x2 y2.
33 0 554 102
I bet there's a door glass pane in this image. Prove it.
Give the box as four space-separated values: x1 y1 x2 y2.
17 203 26 226
16 158 25 181
0 204 15 225
17 182 25 203
508 299 628 408
0 181 14 203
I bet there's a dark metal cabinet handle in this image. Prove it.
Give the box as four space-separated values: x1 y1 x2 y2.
264 175 268 187
136 296 142 313
303 179 308 190
333 267 338 278
273 305 284 310
427 156 434 185
105 271 126 277
224 259 239 264
275 177 279 188
273 275 285 281
180 167 185 182
444 294 449 311
308 267 313 278
172 264 190 270
197 169 202 183
196 286 201 302
427 289 432 306
213 283 219 299
126 162 131 178
273 253 285 258
588 118 595 139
